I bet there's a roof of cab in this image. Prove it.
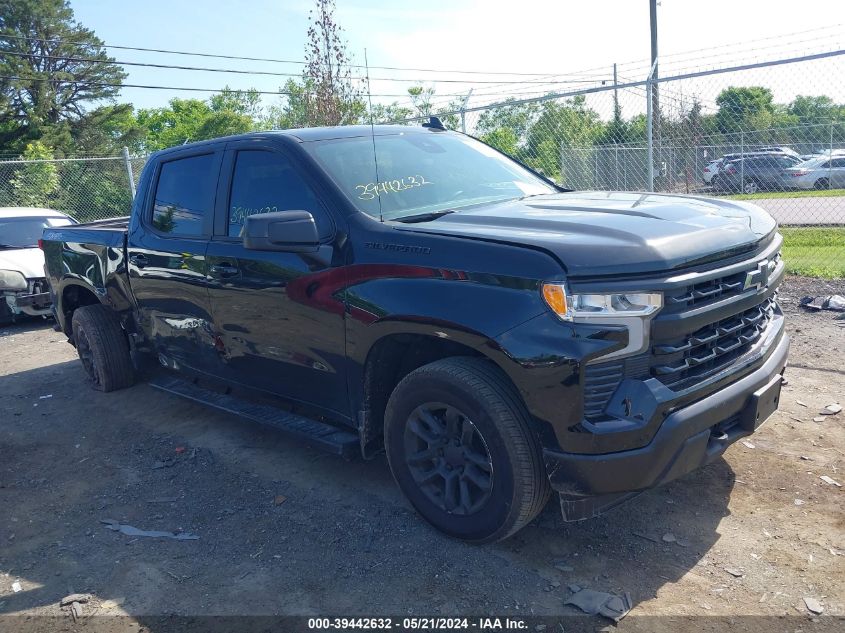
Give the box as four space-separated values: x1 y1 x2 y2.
0 207 69 219
152 124 442 157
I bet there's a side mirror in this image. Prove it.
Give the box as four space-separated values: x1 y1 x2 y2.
243 210 320 252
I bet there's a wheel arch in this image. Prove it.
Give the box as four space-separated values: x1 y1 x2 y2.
356 323 528 457
59 281 104 338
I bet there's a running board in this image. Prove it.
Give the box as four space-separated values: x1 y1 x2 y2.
149 376 359 458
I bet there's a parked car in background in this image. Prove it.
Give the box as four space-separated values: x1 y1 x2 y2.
0 207 75 323
752 146 799 157
783 155 845 190
702 159 722 184
712 154 803 194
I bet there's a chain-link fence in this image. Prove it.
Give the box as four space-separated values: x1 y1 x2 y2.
397 49 845 278
0 153 146 224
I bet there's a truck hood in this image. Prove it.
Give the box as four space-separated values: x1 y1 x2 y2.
0 248 46 279
396 191 777 276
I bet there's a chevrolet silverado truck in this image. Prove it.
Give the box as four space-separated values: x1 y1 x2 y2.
41 124 789 542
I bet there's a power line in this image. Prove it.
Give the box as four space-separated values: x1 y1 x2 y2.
0 33 603 77
0 49 613 86
0 74 465 98
4 24 838 80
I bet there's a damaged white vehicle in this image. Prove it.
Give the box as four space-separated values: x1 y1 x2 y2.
0 207 75 322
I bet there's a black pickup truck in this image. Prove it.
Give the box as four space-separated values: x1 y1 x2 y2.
42 124 789 542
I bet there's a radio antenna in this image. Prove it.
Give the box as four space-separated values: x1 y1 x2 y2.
364 48 384 223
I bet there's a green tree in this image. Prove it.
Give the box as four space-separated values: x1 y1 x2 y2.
0 0 126 153
133 92 257 152
526 96 605 180
10 140 58 206
714 86 775 134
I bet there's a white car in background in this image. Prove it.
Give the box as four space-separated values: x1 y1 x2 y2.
702 159 722 184
0 207 75 322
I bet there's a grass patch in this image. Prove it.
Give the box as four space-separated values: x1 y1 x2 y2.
724 188 845 200
780 227 845 279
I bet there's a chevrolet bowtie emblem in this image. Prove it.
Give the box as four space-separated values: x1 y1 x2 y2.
743 259 770 291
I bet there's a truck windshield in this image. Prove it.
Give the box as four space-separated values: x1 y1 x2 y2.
305 132 557 221
0 217 73 248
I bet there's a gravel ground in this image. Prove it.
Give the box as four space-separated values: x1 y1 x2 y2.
0 276 843 632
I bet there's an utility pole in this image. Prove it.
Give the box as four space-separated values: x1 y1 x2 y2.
612 63 620 123
649 0 659 126
647 0 659 191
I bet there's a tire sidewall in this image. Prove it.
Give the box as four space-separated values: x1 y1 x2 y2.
385 369 519 542
72 312 103 390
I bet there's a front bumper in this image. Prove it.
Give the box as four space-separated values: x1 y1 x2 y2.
545 329 789 521
2 282 52 319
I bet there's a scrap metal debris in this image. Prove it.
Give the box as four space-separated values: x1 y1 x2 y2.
800 295 845 312
100 519 199 540
822 403 842 415
803 597 824 615
11 581 21 593
60 593 91 606
820 475 842 487
565 588 632 622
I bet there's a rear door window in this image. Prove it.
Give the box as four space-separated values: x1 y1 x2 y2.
152 154 218 236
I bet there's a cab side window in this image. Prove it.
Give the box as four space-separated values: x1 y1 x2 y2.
227 150 331 239
152 153 217 236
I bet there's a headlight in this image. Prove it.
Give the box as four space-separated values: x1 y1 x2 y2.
0 270 27 291
542 283 662 321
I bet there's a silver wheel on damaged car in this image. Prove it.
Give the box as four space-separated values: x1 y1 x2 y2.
743 179 759 194
384 357 550 543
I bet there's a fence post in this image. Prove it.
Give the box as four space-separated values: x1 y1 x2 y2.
122 146 136 200
614 143 619 190
739 131 745 192
830 121 835 189
459 88 473 134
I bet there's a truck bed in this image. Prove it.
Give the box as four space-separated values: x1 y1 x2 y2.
42 217 129 249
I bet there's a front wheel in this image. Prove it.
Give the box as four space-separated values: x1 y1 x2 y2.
71 304 135 392
814 178 829 190
384 357 550 543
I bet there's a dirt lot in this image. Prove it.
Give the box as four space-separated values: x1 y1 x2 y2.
1 276 843 632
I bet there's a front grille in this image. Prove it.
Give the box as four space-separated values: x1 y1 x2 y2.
651 295 777 390
581 248 783 419
662 252 780 313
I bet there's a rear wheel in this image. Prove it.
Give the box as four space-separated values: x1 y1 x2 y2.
384 357 550 543
71 304 135 392
743 179 759 194
814 178 829 190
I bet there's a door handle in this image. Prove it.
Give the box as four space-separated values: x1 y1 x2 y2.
209 263 239 278
129 253 148 268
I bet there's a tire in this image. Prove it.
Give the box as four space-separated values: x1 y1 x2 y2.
814 178 829 190
71 304 135 392
743 179 759 194
384 357 551 543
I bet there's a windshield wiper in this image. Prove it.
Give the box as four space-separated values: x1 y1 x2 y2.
0 243 23 249
393 210 457 224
